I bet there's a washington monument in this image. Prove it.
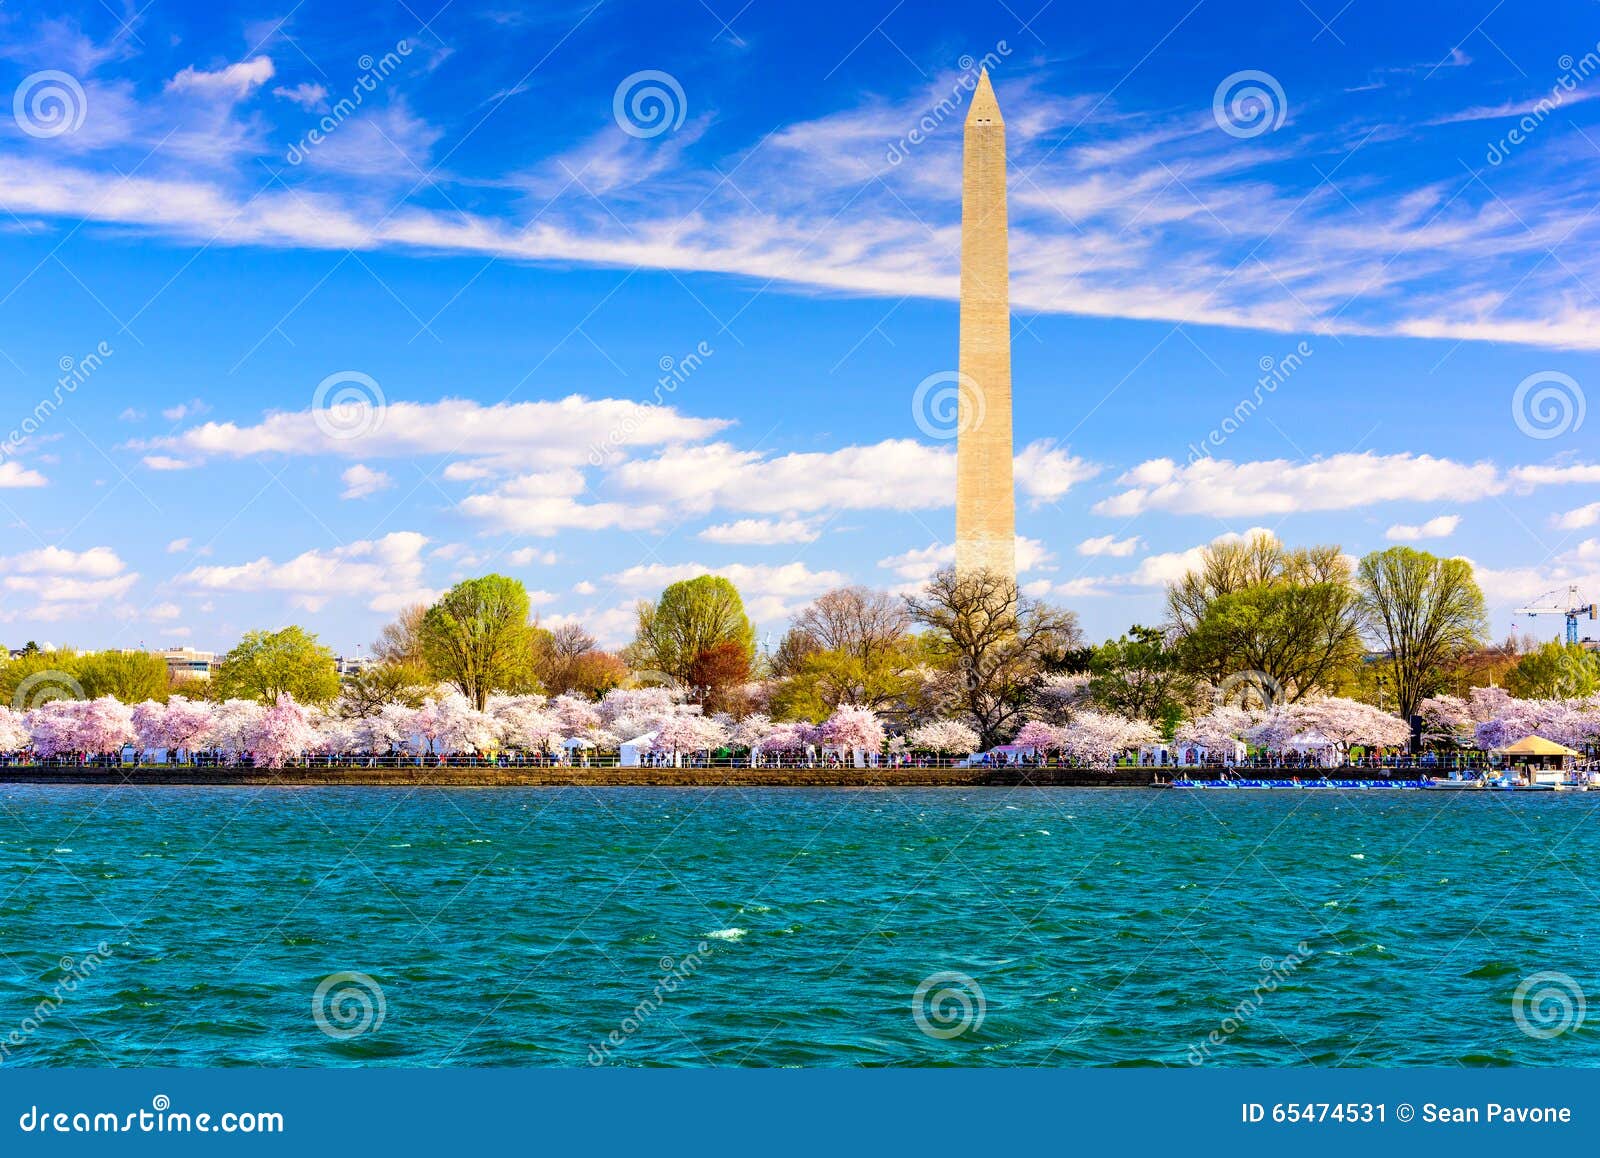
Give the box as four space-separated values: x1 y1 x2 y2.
955 69 1017 582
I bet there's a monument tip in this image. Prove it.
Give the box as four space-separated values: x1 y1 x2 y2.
967 68 1003 126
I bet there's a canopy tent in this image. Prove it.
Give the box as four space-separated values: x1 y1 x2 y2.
1142 741 1247 767
618 732 655 767
561 736 596 750
1285 730 1339 768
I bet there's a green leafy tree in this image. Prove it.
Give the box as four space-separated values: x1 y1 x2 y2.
629 575 755 684
419 575 540 709
0 648 84 705
212 627 340 705
1167 532 1364 703
1507 641 1600 699
1357 547 1488 720
77 650 171 703
1088 625 1196 733
770 587 922 721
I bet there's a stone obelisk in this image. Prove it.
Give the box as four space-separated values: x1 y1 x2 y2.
955 69 1016 582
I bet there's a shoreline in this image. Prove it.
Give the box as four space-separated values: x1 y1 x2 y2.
0 766 1437 788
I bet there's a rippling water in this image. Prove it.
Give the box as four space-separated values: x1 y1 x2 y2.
1 786 1596 1067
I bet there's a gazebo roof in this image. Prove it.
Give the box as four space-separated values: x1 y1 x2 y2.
1497 734 1580 757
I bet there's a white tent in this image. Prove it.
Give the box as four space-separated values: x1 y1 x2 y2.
619 732 660 767
1287 730 1339 767
561 736 596 750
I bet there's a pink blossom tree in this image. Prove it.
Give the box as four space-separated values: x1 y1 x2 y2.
0 706 27 753
1174 705 1256 752
248 695 319 768
1060 711 1157 769
1012 720 1065 753
819 705 885 767
908 719 980 756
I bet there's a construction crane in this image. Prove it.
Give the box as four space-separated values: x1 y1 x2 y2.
1514 585 1598 646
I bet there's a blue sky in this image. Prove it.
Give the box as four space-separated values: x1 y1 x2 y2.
2 0 1599 656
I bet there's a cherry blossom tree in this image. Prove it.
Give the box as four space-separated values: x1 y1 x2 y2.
0 706 27 753
1060 711 1157 768
1249 697 1409 757
1416 694 1474 745
210 699 266 763
1012 720 1065 753
488 694 561 755
819 706 885 766
24 701 80 759
248 695 319 768
1174 705 1256 752
908 719 980 756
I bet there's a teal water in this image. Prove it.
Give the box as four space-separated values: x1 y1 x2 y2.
1 786 1596 1067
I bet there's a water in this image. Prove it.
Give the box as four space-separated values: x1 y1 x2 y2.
1 786 1596 1067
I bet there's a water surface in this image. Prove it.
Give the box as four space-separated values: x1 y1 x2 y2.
1 786 1595 1066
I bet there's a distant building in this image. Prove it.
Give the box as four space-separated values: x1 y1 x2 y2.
335 655 376 677
153 646 216 682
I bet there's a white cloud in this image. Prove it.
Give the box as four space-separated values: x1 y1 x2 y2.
142 455 199 471
1385 514 1461 541
340 464 392 500
1510 463 1600 487
162 399 210 422
0 461 47 487
699 518 820 545
573 580 597 595
158 396 730 469
167 537 190 553
459 469 667 536
167 57 275 98
1014 441 1099 504
442 461 494 481
0 546 137 618
1556 502 1600 530
273 82 327 109
507 547 559 566
1095 453 1503 518
148 602 182 621
176 531 437 613
1078 534 1141 557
